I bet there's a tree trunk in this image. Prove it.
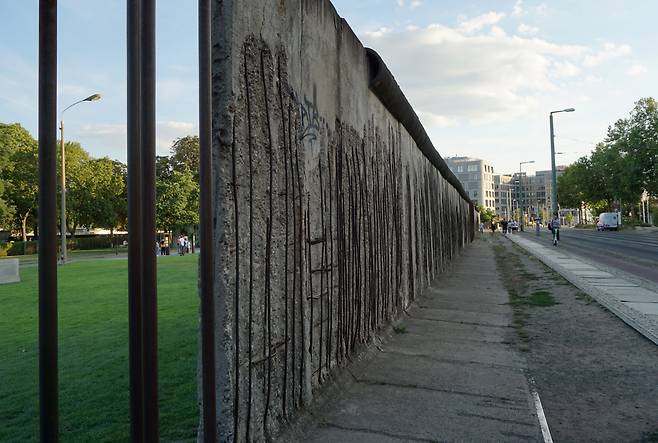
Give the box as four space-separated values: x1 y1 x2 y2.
111 227 117 255
21 211 29 242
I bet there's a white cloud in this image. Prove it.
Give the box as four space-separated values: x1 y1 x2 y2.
517 23 539 36
552 61 581 78
512 0 524 16
78 120 197 160
362 21 588 124
490 26 506 38
416 110 457 128
627 63 647 76
364 27 392 39
459 12 506 33
583 42 632 67
396 0 422 8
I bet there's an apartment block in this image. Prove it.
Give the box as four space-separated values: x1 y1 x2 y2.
446 156 496 211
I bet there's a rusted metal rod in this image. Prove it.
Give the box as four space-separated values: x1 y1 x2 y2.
38 1 59 440
198 0 216 440
126 0 144 440
140 0 158 440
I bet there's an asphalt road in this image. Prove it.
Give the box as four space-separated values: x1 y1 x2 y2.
518 227 658 285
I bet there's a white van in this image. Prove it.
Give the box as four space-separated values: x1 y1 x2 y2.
596 212 620 231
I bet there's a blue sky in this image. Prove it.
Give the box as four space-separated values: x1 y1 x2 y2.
1 1 656 175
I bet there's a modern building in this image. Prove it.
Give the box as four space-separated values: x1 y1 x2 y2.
510 167 567 222
446 156 496 212
494 174 514 219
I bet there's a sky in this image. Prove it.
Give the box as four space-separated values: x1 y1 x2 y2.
1 1 657 176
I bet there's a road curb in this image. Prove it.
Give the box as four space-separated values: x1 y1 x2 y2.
505 234 658 347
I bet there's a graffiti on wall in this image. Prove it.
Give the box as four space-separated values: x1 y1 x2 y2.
215 36 473 442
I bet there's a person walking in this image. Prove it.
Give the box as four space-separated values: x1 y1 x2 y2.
551 212 561 246
501 219 509 235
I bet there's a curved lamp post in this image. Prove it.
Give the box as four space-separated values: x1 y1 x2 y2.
60 93 101 264
549 108 574 216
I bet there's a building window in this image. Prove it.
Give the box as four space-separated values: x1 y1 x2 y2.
457 166 464 172
467 164 479 172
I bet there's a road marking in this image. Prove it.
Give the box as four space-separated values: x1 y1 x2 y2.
529 378 553 443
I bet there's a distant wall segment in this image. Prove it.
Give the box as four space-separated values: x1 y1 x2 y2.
208 1 476 440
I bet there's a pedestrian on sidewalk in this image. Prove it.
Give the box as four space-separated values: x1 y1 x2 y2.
535 219 541 236
551 212 561 245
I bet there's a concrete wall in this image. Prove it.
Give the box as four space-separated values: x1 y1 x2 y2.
208 1 475 440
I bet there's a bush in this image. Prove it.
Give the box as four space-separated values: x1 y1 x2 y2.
0 242 8 257
67 234 128 251
8 241 38 256
4 235 129 256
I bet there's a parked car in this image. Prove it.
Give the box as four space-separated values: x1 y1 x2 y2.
508 221 519 231
596 212 620 231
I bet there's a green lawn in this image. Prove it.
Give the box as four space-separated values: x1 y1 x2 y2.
1 248 129 267
0 255 199 442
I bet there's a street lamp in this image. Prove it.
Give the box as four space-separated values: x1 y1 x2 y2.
59 93 101 263
550 108 575 216
519 160 535 230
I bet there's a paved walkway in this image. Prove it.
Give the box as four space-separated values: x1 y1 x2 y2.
508 233 658 346
286 239 545 442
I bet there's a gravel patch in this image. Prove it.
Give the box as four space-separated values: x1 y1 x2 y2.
494 237 658 442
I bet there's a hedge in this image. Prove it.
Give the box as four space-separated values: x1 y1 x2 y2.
5 235 128 256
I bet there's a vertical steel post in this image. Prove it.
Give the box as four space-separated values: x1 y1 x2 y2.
519 162 523 230
127 0 144 440
59 121 67 263
199 0 217 441
140 0 159 440
550 113 557 215
38 0 59 441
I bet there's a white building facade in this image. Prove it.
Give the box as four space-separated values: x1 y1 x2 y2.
446 157 496 212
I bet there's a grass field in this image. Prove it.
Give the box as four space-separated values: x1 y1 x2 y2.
0 255 199 442
0 248 129 267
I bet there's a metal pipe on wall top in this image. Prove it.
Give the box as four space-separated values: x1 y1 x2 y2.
126 0 144 440
38 0 59 440
139 0 159 440
198 0 217 441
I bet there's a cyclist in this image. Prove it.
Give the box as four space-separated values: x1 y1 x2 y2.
550 212 561 246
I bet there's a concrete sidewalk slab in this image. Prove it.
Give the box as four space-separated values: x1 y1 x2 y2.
282 240 544 442
417 299 510 315
0 258 20 284
508 234 658 346
383 336 527 369
411 305 511 327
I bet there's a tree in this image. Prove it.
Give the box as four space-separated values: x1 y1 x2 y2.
1 124 38 240
156 168 199 234
474 203 496 224
93 158 127 232
61 142 92 236
155 136 201 240
620 98 658 197
169 136 199 180
0 181 14 230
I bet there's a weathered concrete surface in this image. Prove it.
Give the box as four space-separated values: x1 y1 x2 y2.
280 240 542 442
508 234 658 346
209 0 476 440
0 259 19 284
